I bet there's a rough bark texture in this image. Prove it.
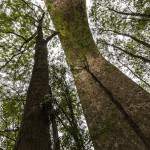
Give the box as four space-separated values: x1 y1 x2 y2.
14 19 52 150
45 0 150 149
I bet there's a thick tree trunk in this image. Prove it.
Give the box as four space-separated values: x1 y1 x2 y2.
14 17 52 150
45 0 150 149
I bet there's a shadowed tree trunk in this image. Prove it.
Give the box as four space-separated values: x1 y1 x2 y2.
49 87 60 150
14 14 56 150
63 80 85 149
45 0 150 149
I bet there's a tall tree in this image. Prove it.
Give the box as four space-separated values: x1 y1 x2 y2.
14 13 57 150
45 0 150 149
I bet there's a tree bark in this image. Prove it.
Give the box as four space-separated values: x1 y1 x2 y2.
49 87 60 150
63 81 85 149
45 0 150 149
14 15 52 150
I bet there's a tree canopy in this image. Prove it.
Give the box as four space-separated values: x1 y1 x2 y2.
0 0 150 149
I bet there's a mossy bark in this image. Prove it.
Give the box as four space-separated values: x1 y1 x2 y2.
45 0 150 149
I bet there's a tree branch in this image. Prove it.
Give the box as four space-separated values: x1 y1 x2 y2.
1 31 27 41
101 30 150 48
101 39 150 63
0 132 16 142
21 0 44 18
45 31 59 43
117 59 150 88
0 32 37 71
108 7 150 18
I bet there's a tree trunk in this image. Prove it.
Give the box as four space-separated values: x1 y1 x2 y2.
49 88 60 150
63 81 85 149
14 16 52 150
45 0 150 149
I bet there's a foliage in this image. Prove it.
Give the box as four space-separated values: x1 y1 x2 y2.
89 0 150 91
0 0 150 149
0 0 92 149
